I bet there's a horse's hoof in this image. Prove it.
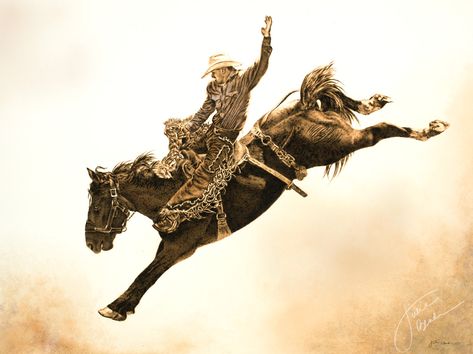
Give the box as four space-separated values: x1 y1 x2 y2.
373 93 392 105
427 119 449 138
361 94 392 115
430 119 450 132
98 306 127 321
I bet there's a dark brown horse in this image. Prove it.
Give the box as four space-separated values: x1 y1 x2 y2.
85 65 449 321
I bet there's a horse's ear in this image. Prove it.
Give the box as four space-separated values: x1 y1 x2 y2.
87 168 99 182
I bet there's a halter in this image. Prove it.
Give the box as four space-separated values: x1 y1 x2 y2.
85 176 134 234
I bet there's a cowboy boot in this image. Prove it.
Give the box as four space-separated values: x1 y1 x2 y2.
153 129 237 233
152 165 213 233
152 206 181 233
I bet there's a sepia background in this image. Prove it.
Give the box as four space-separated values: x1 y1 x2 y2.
1 0 472 353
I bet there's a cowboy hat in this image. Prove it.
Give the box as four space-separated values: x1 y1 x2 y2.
202 53 241 78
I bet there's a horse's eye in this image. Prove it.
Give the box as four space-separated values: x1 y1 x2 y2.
94 205 101 212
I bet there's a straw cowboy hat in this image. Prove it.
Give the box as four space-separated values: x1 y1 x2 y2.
202 53 241 78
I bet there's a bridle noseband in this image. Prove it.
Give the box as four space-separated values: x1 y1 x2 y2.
85 176 134 234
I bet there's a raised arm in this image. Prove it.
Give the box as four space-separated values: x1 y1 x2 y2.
242 16 273 89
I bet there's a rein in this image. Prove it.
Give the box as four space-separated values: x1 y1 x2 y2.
85 176 134 234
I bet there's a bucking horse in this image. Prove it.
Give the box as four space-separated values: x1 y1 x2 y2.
85 64 449 321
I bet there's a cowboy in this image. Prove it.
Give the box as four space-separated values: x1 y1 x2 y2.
154 16 273 233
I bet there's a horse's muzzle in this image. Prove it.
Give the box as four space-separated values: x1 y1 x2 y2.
85 232 115 253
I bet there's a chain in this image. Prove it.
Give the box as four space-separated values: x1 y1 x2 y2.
169 135 237 221
155 118 238 221
253 126 307 180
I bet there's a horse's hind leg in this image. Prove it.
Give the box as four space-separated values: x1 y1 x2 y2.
355 120 449 148
340 92 392 115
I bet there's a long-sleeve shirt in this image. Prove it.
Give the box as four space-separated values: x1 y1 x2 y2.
189 36 272 132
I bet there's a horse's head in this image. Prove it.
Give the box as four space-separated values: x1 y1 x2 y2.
85 168 132 253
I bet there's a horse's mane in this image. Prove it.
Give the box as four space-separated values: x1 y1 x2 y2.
111 153 167 186
113 153 156 175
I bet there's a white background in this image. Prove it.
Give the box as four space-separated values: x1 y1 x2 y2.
1 0 472 353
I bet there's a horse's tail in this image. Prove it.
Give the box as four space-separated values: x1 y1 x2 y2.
300 63 356 178
300 63 357 124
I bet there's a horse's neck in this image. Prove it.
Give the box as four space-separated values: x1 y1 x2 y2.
119 177 181 219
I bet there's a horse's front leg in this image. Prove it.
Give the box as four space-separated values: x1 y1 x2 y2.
98 239 197 321
340 92 392 115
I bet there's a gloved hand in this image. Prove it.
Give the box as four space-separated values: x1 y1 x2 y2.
261 16 272 37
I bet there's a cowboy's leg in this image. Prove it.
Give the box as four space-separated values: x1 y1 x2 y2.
167 133 229 207
153 131 238 233
166 167 211 206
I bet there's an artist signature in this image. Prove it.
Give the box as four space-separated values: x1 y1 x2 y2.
393 289 464 353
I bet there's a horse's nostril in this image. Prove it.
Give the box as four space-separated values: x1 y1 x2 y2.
87 243 94 251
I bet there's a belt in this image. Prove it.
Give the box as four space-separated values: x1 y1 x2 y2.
213 126 240 140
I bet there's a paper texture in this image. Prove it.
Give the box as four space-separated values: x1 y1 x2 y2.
1 1 472 353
